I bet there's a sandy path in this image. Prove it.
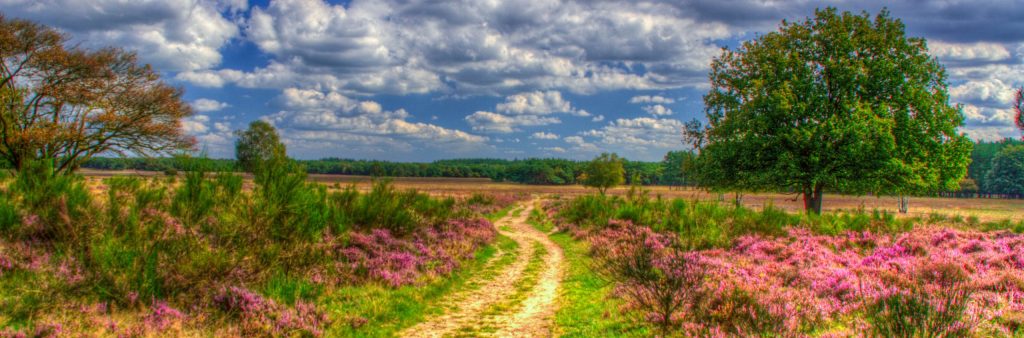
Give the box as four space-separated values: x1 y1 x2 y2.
400 199 564 337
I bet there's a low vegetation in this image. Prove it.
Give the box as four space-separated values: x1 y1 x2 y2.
546 189 1024 336
0 159 522 336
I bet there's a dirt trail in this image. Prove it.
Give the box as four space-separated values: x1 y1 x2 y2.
400 199 564 337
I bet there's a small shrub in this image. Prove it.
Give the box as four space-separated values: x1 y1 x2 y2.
865 263 976 337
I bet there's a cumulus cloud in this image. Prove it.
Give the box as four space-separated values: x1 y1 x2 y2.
629 95 676 104
0 0 239 72
530 131 560 140
263 88 487 158
642 105 674 116
465 111 560 133
497 91 589 116
577 117 686 158
930 41 1012 64
591 115 605 122
169 0 731 94
191 98 231 112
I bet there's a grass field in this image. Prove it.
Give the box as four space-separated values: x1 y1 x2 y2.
81 169 1024 222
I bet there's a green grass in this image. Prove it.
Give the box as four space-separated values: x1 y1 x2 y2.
486 204 516 222
0 269 52 330
550 232 651 337
321 235 517 337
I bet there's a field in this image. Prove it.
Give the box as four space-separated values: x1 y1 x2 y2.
82 169 1024 222
0 168 1020 337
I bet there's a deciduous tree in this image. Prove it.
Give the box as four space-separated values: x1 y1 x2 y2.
234 120 286 173
0 15 194 175
580 153 625 195
700 8 972 213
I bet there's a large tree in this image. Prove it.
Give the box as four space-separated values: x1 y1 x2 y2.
0 15 194 174
700 8 972 214
580 153 625 195
234 120 287 173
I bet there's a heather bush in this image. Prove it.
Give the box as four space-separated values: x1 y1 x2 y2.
588 222 706 335
215 286 329 337
865 262 976 337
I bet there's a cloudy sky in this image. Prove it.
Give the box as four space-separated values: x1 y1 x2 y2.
2 0 1022 161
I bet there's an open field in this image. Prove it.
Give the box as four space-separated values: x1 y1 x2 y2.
81 169 1024 222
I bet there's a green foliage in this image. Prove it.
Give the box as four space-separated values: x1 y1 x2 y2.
346 180 458 235
559 194 916 249
252 160 331 241
580 153 625 195
700 7 972 213
264 273 323 305
984 145 1024 196
235 120 287 173
7 161 91 241
660 151 696 187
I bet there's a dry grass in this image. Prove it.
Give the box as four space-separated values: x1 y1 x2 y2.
79 169 1024 222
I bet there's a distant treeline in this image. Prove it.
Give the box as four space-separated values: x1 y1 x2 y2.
956 138 1024 198
79 138 1022 196
81 156 687 186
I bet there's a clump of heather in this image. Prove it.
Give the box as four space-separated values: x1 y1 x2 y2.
589 220 707 335
583 222 1024 335
215 286 329 337
339 218 496 287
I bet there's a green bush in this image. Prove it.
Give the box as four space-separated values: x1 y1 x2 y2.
9 161 91 241
253 161 330 241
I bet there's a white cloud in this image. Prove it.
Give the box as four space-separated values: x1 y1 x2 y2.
264 88 487 158
530 131 560 140
0 0 239 72
465 111 560 133
642 104 674 116
173 0 730 95
629 95 675 104
591 115 605 122
542 146 567 153
191 98 231 112
930 41 1012 63
580 117 686 157
497 91 588 116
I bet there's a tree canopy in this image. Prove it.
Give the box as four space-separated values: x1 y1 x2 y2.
0 15 194 175
699 8 972 213
580 153 625 195
234 120 286 173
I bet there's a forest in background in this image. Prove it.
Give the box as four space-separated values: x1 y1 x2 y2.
79 138 1023 197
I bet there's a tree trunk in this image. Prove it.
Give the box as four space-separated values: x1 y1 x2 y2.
898 195 909 214
803 184 824 214
734 192 743 208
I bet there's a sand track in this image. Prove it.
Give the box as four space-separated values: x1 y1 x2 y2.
400 199 563 337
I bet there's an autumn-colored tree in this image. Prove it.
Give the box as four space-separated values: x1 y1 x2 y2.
0 15 194 175
1014 87 1023 139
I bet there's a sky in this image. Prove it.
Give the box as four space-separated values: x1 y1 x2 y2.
1 0 1022 162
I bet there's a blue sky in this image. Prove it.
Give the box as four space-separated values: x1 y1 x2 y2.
2 0 1022 161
